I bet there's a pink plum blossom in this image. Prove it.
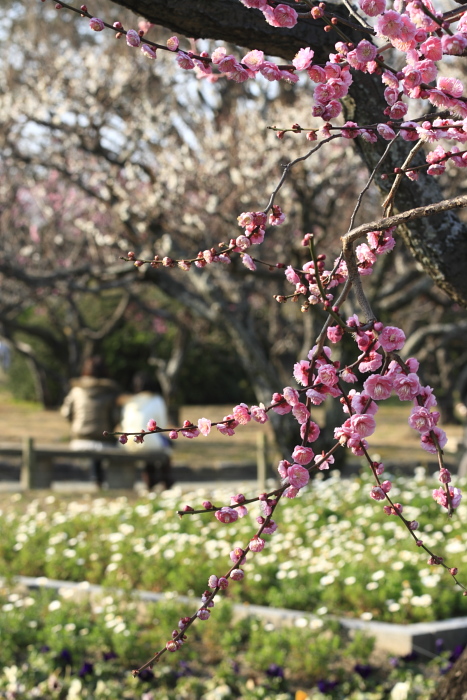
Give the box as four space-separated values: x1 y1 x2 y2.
89 17 105 31
176 52 195 70
259 62 282 81
287 464 310 489
233 403 251 424
439 468 451 484
379 326 406 352
375 10 404 39
271 393 293 415
433 486 462 509
217 415 239 436
166 36 179 51
294 360 311 386
359 0 386 16
292 402 310 424
408 407 437 434
242 254 256 271
356 40 378 63
269 205 285 226
393 372 421 400
370 486 386 500
242 50 265 70
349 413 376 438
307 65 326 83
363 374 393 400
250 405 268 423
317 363 339 387
327 326 344 343
293 47 314 71
442 33 467 55
230 569 245 581
215 507 239 524
421 426 448 453
300 421 320 443
292 445 314 465
250 536 266 552
141 44 157 59
285 266 300 285
283 386 300 406
198 417 212 436
421 36 442 60
314 452 335 470
264 3 298 28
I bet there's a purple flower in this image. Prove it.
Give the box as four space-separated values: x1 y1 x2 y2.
79 662 94 677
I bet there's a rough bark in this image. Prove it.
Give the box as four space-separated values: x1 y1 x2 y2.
107 0 467 306
430 648 467 700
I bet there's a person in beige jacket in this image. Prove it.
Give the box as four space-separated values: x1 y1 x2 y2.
61 356 120 486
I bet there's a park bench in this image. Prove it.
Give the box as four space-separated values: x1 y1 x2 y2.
0 435 271 490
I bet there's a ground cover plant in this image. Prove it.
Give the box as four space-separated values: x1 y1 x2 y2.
1 474 466 624
0 584 461 699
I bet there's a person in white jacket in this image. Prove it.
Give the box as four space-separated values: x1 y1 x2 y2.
120 372 174 490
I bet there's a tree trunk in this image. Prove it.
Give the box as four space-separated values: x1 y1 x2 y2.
108 0 467 307
430 647 467 700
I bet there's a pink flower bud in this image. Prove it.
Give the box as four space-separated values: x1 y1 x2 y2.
218 577 229 589
230 547 246 564
146 419 157 432
438 468 451 484
370 487 386 501
197 608 210 620
166 640 180 652
215 507 239 524
230 569 244 581
178 616 190 630
126 29 141 47
208 575 219 588
169 430 178 439
118 435 128 444
249 536 265 552
450 568 458 576
409 520 419 530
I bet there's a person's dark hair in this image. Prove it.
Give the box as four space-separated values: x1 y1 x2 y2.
132 371 162 394
81 356 108 379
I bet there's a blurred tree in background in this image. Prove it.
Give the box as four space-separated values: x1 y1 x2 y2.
1 0 466 443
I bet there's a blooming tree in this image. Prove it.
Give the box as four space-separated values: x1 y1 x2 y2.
33 0 467 692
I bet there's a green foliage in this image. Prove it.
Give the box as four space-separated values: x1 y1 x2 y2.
0 470 465 623
0 588 450 699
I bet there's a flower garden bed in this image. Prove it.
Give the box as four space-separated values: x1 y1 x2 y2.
0 585 460 700
1 470 466 697
0 471 465 624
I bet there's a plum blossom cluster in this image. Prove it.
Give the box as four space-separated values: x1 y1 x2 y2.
53 0 467 184
282 228 396 312
44 0 467 676
123 205 287 274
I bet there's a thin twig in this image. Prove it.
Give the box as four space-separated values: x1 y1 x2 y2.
382 141 424 217
264 135 340 213
348 134 400 233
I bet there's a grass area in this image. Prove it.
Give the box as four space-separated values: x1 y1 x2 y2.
0 391 463 469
